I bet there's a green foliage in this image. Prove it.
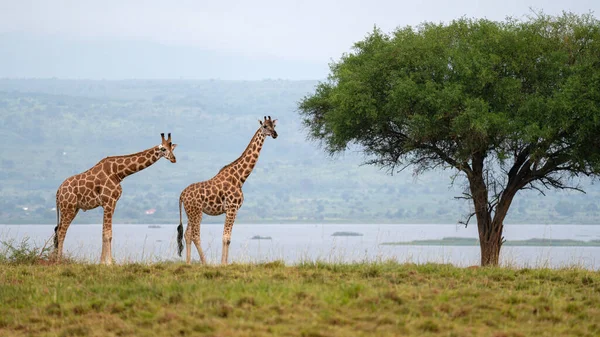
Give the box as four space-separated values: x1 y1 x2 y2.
300 13 600 172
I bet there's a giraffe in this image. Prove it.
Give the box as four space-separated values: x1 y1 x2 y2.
177 116 278 265
53 133 177 265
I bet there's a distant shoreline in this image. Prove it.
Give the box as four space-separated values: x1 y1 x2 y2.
381 237 600 247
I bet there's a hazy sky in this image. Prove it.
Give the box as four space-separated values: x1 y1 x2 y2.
0 0 598 79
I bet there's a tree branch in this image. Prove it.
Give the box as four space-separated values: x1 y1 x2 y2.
458 211 476 228
419 143 472 175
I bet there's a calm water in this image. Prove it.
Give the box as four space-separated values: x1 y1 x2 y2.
1 224 599 269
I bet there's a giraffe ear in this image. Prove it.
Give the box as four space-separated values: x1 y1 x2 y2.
272 119 278 126
259 120 263 125
171 144 177 150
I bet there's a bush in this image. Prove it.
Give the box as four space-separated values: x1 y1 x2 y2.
0 237 52 265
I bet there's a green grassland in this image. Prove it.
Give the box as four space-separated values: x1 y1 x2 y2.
1 260 599 337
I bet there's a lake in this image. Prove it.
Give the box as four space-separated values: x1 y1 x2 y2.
1 224 599 269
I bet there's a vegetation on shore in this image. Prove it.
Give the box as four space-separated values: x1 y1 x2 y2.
381 237 600 247
1 239 599 336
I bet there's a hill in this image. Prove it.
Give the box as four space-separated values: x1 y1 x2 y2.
1 79 599 224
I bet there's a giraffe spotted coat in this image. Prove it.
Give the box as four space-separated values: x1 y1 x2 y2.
177 116 278 264
54 133 177 264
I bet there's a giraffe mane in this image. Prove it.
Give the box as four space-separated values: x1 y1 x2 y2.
218 128 261 174
87 147 157 169
101 147 157 161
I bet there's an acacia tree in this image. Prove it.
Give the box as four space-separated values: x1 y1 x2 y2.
298 13 600 266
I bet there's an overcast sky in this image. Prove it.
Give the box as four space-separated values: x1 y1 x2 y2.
0 0 598 79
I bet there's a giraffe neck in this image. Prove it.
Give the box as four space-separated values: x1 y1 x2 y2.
219 128 266 186
105 146 162 181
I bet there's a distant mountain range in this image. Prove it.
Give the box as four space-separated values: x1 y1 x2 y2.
1 79 598 225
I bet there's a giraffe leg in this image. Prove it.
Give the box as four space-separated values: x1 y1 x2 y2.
184 218 193 265
221 209 238 265
192 212 207 265
54 207 78 262
100 206 115 265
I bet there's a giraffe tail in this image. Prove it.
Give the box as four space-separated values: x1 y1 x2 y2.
177 195 184 257
54 194 59 249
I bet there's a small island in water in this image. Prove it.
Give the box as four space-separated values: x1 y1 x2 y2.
380 237 600 247
250 235 272 240
331 231 363 237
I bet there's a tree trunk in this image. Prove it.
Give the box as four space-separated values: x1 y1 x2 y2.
471 186 504 266
469 181 520 266
478 221 503 266
468 152 510 266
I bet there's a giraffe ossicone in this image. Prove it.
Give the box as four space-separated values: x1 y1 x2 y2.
177 116 278 265
53 133 178 265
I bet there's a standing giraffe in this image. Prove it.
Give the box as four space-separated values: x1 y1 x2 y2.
177 116 278 265
53 133 177 264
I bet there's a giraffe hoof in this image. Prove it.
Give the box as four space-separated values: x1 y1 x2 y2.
101 258 114 266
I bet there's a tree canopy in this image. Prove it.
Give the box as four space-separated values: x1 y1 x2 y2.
299 12 600 265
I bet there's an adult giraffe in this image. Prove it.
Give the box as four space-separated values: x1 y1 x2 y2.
54 133 177 264
177 116 278 264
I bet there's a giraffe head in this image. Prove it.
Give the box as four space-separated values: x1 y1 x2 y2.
259 116 278 139
159 133 178 163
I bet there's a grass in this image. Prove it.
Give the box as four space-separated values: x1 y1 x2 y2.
1 242 599 336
